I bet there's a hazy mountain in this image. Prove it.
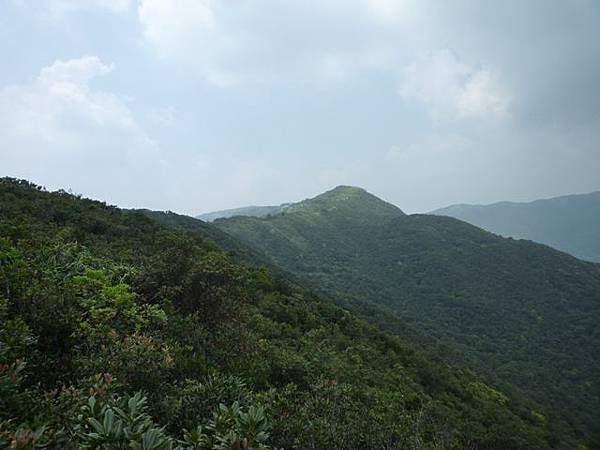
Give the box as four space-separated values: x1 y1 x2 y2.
432 191 600 262
196 185 401 223
214 185 600 446
197 204 290 222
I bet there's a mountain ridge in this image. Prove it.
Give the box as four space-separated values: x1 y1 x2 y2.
433 190 600 210
213 186 600 447
432 190 600 262
198 185 404 222
197 204 290 222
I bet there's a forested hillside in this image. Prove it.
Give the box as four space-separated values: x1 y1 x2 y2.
197 205 289 222
215 186 600 449
432 191 600 262
0 178 556 449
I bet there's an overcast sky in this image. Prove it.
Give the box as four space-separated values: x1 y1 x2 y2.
1 0 599 215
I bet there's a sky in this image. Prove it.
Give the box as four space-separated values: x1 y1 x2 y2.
1 0 599 215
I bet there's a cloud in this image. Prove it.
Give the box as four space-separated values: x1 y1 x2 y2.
3 0 599 216
136 0 419 87
38 55 114 85
0 56 163 206
367 0 415 25
0 55 303 213
133 0 510 126
58 0 132 12
138 0 242 86
13 0 133 18
398 49 508 120
138 0 215 57
147 106 177 127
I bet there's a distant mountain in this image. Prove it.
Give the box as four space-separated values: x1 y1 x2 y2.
432 191 600 262
214 185 600 447
197 204 290 222
196 185 401 223
212 185 405 225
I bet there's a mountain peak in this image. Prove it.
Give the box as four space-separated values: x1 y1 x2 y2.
281 185 405 221
330 185 366 193
310 185 369 201
198 186 404 222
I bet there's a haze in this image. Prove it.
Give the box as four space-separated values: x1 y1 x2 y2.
1 0 599 215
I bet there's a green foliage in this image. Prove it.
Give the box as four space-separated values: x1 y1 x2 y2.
197 402 271 450
75 391 272 450
215 185 600 448
77 393 173 450
0 178 557 449
162 375 253 433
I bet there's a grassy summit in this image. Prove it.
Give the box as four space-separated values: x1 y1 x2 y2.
200 185 404 224
284 185 404 220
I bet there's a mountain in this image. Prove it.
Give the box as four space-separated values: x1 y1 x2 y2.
197 185 403 223
214 185 600 447
197 204 290 222
432 191 600 262
0 177 557 449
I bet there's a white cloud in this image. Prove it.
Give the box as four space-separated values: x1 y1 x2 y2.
137 0 235 86
38 55 114 85
148 106 177 127
0 55 298 213
0 56 163 206
14 0 133 17
58 0 132 12
367 0 415 25
138 0 215 57
399 49 509 120
456 69 508 118
136 0 419 87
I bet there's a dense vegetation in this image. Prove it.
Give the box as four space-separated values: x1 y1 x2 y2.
197 205 290 223
215 186 600 449
0 178 556 449
432 191 600 262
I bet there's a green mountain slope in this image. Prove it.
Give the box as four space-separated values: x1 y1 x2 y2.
197 204 289 222
140 208 277 269
214 186 600 448
432 191 600 262
0 178 555 449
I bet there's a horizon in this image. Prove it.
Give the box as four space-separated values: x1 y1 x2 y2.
195 184 600 216
7 175 600 217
